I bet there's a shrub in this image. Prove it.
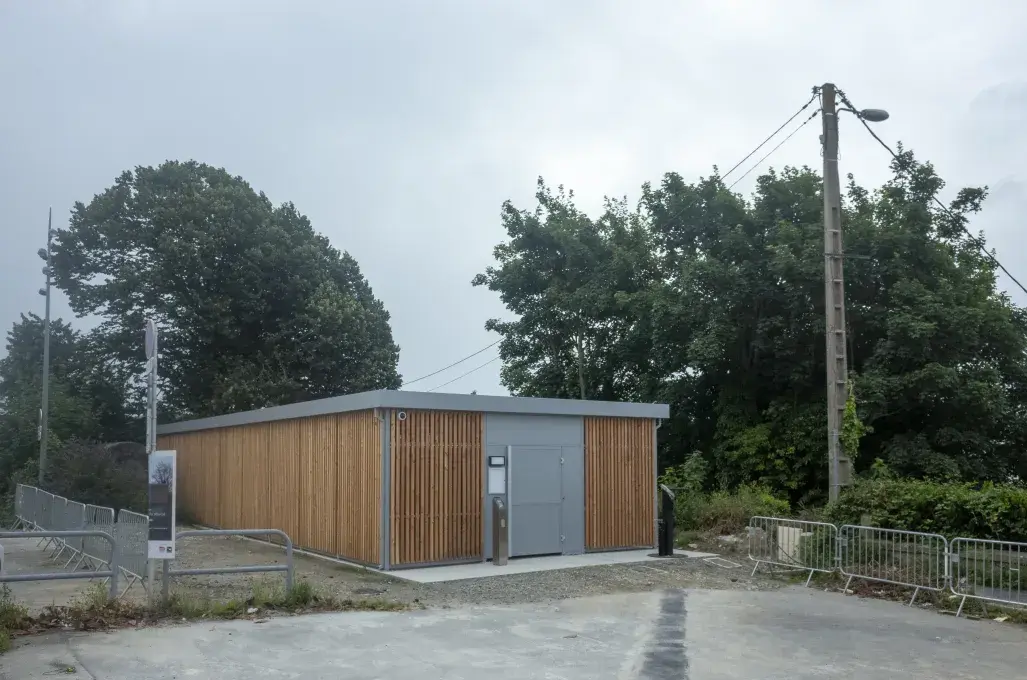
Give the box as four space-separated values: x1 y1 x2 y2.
658 452 709 494
44 439 147 513
674 483 790 535
824 478 1027 542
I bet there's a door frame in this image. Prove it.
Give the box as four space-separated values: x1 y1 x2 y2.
506 445 513 555
507 444 567 558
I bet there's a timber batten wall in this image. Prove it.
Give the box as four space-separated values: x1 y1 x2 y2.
584 416 656 550
157 409 381 565
389 409 483 566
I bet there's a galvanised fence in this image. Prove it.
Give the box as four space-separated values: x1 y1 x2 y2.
748 515 1026 614
10 483 149 597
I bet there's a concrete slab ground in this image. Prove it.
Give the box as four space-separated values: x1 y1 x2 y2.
0 537 97 612
4 587 1026 679
386 549 719 583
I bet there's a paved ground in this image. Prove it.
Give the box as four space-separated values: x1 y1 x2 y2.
4 587 1026 679
388 548 718 583
0 538 96 612
3 527 770 612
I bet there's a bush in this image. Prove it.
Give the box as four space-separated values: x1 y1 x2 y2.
44 439 147 513
824 478 1027 541
659 452 709 494
674 483 790 535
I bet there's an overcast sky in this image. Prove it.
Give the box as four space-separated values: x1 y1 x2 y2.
1 1 1025 397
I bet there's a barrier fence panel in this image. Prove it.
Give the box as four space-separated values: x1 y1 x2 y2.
58 501 87 567
37 492 53 541
13 484 26 528
0 530 120 601
23 486 39 528
950 537 1027 617
78 505 116 570
747 516 839 586
114 509 149 596
45 496 69 555
838 525 948 606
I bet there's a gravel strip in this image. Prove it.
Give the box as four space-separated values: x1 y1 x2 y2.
159 528 783 609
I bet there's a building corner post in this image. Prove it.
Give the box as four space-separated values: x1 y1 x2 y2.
379 408 392 570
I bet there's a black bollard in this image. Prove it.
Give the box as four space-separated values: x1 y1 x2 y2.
658 485 675 556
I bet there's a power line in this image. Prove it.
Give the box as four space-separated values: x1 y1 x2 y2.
408 89 825 392
720 89 820 184
427 355 501 392
837 89 1027 298
403 339 500 386
727 109 820 191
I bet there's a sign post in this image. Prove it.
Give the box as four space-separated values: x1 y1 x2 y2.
143 320 162 595
147 450 177 559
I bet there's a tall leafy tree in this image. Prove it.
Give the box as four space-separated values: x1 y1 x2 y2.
51 161 401 418
479 156 1027 501
473 179 658 401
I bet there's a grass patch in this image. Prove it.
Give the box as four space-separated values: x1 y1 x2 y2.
0 585 29 653
0 578 409 654
159 577 408 620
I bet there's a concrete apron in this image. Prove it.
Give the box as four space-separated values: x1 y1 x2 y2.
383 549 718 583
5 587 1027 679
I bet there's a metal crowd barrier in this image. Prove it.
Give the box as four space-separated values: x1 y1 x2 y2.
838 525 949 606
0 530 120 601
950 537 1027 617
8 484 141 596
744 516 955 608
54 500 87 567
12 485 26 529
747 516 838 586
114 509 150 595
79 504 116 570
41 495 68 553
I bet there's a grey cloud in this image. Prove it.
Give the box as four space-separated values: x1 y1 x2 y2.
2 0 1026 398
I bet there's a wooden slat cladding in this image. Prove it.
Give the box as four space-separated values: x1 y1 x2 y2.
389 409 483 566
268 420 302 547
156 409 381 565
585 417 656 550
336 411 381 566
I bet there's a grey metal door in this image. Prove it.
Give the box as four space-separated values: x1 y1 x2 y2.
509 446 563 557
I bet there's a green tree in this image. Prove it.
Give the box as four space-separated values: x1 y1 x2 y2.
478 154 1027 501
472 179 659 401
51 161 401 418
0 314 135 501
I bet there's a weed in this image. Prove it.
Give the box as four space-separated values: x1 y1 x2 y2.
0 585 28 630
0 577 410 654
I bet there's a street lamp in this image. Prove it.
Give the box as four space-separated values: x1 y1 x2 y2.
856 108 890 122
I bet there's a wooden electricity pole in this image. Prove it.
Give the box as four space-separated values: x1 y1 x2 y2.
821 83 851 502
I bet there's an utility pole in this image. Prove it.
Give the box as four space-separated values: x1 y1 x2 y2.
38 208 53 486
821 84 851 502
144 319 158 596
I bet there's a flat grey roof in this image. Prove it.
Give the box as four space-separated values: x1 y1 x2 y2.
157 389 670 435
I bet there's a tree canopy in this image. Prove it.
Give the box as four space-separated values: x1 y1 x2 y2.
51 161 402 419
476 152 1027 502
1 161 403 516
0 313 136 491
